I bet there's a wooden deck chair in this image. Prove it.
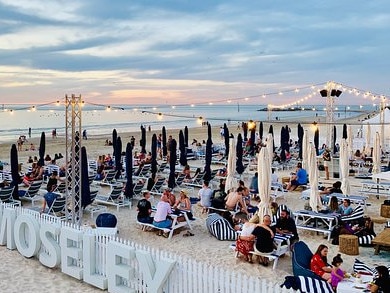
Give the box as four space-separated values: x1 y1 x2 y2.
83 189 107 219
95 184 131 211
133 164 151 180
19 180 43 206
157 162 167 173
0 186 20 206
47 195 67 220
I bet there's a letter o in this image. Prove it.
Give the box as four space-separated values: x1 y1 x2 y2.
14 214 41 258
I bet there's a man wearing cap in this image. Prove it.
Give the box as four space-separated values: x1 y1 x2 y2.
137 191 153 224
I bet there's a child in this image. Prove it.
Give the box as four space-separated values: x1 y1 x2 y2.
330 254 345 290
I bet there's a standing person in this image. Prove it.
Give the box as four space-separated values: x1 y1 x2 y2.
28 127 31 138
368 265 390 293
198 181 213 213
310 244 332 281
130 136 135 148
137 191 153 224
83 129 88 140
322 148 331 180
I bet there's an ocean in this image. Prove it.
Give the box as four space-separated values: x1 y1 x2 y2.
0 104 371 143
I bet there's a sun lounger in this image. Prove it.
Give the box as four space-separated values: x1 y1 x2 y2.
19 180 43 206
0 186 20 207
95 184 131 211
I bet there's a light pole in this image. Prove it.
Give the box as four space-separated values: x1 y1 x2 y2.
320 81 342 154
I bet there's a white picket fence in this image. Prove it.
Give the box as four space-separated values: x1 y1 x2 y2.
1 203 293 293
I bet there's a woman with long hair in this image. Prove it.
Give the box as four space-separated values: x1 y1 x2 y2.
310 244 332 281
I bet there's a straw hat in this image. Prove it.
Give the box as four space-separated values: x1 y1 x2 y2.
180 189 188 196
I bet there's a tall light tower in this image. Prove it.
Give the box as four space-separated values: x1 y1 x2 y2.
320 81 342 153
379 97 386 149
65 94 82 225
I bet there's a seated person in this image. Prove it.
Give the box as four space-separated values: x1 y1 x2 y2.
286 163 307 191
328 196 340 213
152 194 172 234
44 154 52 162
368 265 390 293
319 181 342 203
41 190 61 213
248 215 276 266
234 212 256 262
198 181 213 213
225 187 248 214
211 179 227 210
182 164 192 180
137 190 153 224
310 244 332 281
173 189 194 220
338 198 353 216
46 170 62 192
216 166 227 177
275 209 299 243
162 188 176 207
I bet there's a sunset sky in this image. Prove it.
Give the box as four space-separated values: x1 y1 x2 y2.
1 0 389 106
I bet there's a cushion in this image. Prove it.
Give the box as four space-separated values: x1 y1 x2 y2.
96 213 117 228
205 213 238 241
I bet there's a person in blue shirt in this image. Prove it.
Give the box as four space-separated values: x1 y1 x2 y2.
287 163 307 191
338 198 353 216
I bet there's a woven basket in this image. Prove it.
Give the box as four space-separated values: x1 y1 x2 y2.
339 234 359 255
380 204 390 218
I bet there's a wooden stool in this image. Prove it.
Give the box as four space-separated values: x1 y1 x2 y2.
371 216 388 224
339 235 359 255
380 204 390 218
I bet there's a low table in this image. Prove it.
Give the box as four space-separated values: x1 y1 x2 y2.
372 227 390 255
293 210 338 241
337 275 372 293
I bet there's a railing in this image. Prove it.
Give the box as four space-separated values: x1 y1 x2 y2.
0 203 293 292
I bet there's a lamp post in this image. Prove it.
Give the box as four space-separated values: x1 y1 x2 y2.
379 97 386 149
320 81 342 154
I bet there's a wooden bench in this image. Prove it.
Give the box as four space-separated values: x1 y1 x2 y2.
372 227 390 255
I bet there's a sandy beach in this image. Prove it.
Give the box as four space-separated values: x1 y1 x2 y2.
0 114 389 292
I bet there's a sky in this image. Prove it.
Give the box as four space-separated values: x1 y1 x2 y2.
0 0 389 106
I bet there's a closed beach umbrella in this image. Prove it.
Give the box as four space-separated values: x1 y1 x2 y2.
179 130 187 166
38 131 45 166
314 126 319 156
225 137 236 193
302 130 309 170
347 125 354 159
298 123 304 159
115 136 122 179
151 134 158 179
364 123 371 156
204 138 212 181
372 132 381 174
81 146 91 209
224 123 229 158
140 125 146 154
259 121 264 141
112 129 117 156
242 122 248 141
268 125 274 151
250 127 255 156
339 139 351 195
236 134 245 175
184 126 189 148
124 143 133 199
342 124 348 139
285 124 290 153
207 123 213 144
162 126 167 158
10 144 19 200
168 139 177 189
308 143 321 212
266 133 274 162
280 126 285 152
257 147 271 222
